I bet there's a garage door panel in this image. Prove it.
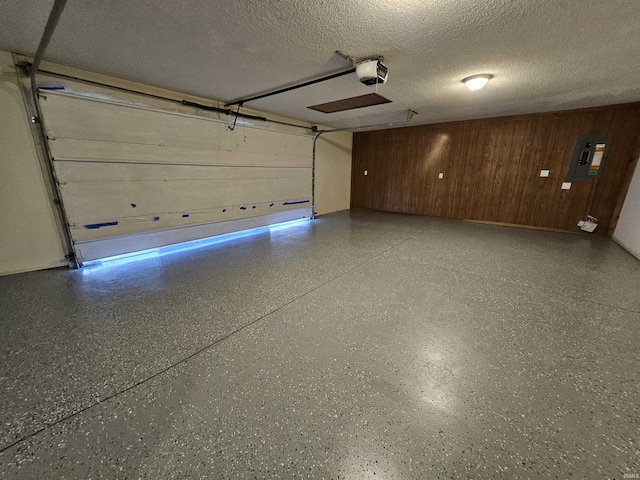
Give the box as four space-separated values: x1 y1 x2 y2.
70 202 309 242
73 207 310 261
236 124 314 156
49 138 311 168
42 93 224 150
42 93 313 157
229 178 311 204
61 176 309 223
54 161 310 185
61 179 233 222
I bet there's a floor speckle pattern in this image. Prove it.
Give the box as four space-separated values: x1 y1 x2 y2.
1 210 638 478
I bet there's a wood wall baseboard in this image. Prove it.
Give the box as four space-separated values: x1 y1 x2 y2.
461 219 587 235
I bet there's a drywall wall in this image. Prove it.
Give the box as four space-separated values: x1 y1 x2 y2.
352 103 640 235
614 157 640 259
315 132 352 216
0 51 66 275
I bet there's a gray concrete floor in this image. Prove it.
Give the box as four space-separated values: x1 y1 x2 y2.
0 210 639 479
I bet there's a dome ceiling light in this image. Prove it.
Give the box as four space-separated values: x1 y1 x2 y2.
462 74 493 91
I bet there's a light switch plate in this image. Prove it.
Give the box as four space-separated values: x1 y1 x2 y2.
540 169 550 177
561 182 571 190
438 172 444 179
364 170 368 176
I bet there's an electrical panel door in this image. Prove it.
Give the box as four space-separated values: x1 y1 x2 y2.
565 135 611 181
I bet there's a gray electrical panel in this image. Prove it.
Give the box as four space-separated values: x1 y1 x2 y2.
565 135 611 181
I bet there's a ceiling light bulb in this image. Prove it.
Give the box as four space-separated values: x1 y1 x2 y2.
462 74 493 91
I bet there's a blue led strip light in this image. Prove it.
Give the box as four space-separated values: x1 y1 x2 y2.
81 218 310 272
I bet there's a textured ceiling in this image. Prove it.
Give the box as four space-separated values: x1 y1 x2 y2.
1 0 640 128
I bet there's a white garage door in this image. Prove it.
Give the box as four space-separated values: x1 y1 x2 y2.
37 81 313 263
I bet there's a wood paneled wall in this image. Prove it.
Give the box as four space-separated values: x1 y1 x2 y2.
351 103 640 235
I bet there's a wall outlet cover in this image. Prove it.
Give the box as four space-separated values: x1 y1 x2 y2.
561 182 572 190
438 172 444 179
540 169 550 177
364 170 368 176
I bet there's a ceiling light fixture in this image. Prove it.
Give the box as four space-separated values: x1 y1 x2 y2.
462 74 493 91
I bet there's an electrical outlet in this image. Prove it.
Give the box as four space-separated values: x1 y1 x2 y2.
364 170 368 176
438 172 444 179
540 169 550 177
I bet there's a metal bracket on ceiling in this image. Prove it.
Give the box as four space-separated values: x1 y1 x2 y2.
335 50 356 65
407 109 418 123
335 50 385 66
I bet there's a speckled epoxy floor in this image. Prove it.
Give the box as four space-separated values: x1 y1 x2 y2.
1 210 639 479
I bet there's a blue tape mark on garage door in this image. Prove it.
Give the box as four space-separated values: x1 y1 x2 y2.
84 221 119 229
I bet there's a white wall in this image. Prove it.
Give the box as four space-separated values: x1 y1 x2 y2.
0 51 66 275
614 159 640 260
315 132 352 216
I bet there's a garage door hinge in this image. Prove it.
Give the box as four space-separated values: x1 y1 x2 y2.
31 116 40 124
